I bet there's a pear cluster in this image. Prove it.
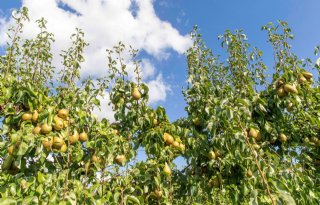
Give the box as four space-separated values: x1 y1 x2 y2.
163 132 185 151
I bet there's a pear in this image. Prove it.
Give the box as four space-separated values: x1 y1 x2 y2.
53 136 64 149
60 144 67 152
33 126 41 135
163 133 174 145
154 190 162 199
41 123 52 134
302 71 313 79
248 128 258 138
92 155 102 163
79 132 88 142
131 87 141 100
32 110 39 122
58 109 69 120
115 155 126 165
277 86 286 98
283 84 298 94
21 113 32 121
42 137 53 150
163 162 172 176
172 141 180 149
208 151 216 160
179 143 186 151
298 75 307 84
69 130 79 145
279 133 287 143
54 118 64 131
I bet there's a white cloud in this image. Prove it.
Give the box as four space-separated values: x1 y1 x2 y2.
147 74 171 104
92 92 115 122
140 59 156 80
0 0 192 120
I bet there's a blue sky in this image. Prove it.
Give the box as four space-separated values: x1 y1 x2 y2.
158 0 320 120
1 0 320 121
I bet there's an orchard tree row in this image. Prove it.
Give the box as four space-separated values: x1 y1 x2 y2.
0 7 319 204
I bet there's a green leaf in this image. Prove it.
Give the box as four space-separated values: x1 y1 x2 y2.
126 195 140 205
277 190 296 205
66 192 77 205
249 190 258 205
37 171 45 183
22 196 39 205
0 198 17 205
17 142 29 155
36 184 44 195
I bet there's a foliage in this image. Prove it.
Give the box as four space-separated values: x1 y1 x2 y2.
0 7 319 204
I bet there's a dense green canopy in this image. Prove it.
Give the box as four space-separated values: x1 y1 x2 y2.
0 7 319 204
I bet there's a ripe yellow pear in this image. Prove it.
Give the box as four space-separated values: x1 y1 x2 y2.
21 113 32 121
33 126 41 135
92 155 102 163
115 155 126 165
298 75 307 84
42 137 53 150
68 130 79 145
208 151 216 160
54 118 64 131
60 144 67 153
131 87 141 100
154 190 162 199
163 133 174 145
179 143 185 151
58 109 69 120
79 132 88 142
172 141 180 149
32 110 39 123
283 84 298 94
41 123 52 134
247 169 253 178
248 128 259 139
163 162 172 176
53 136 64 149
302 71 313 79
277 86 286 98
279 133 287 142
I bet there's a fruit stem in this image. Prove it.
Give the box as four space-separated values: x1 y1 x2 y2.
63 116 71 200
169 174 173 204
120 189 124 205
5 21 21 79
100 160 107 197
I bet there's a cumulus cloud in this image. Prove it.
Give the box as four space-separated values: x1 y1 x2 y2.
0 0 191 120
147 74 171 104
